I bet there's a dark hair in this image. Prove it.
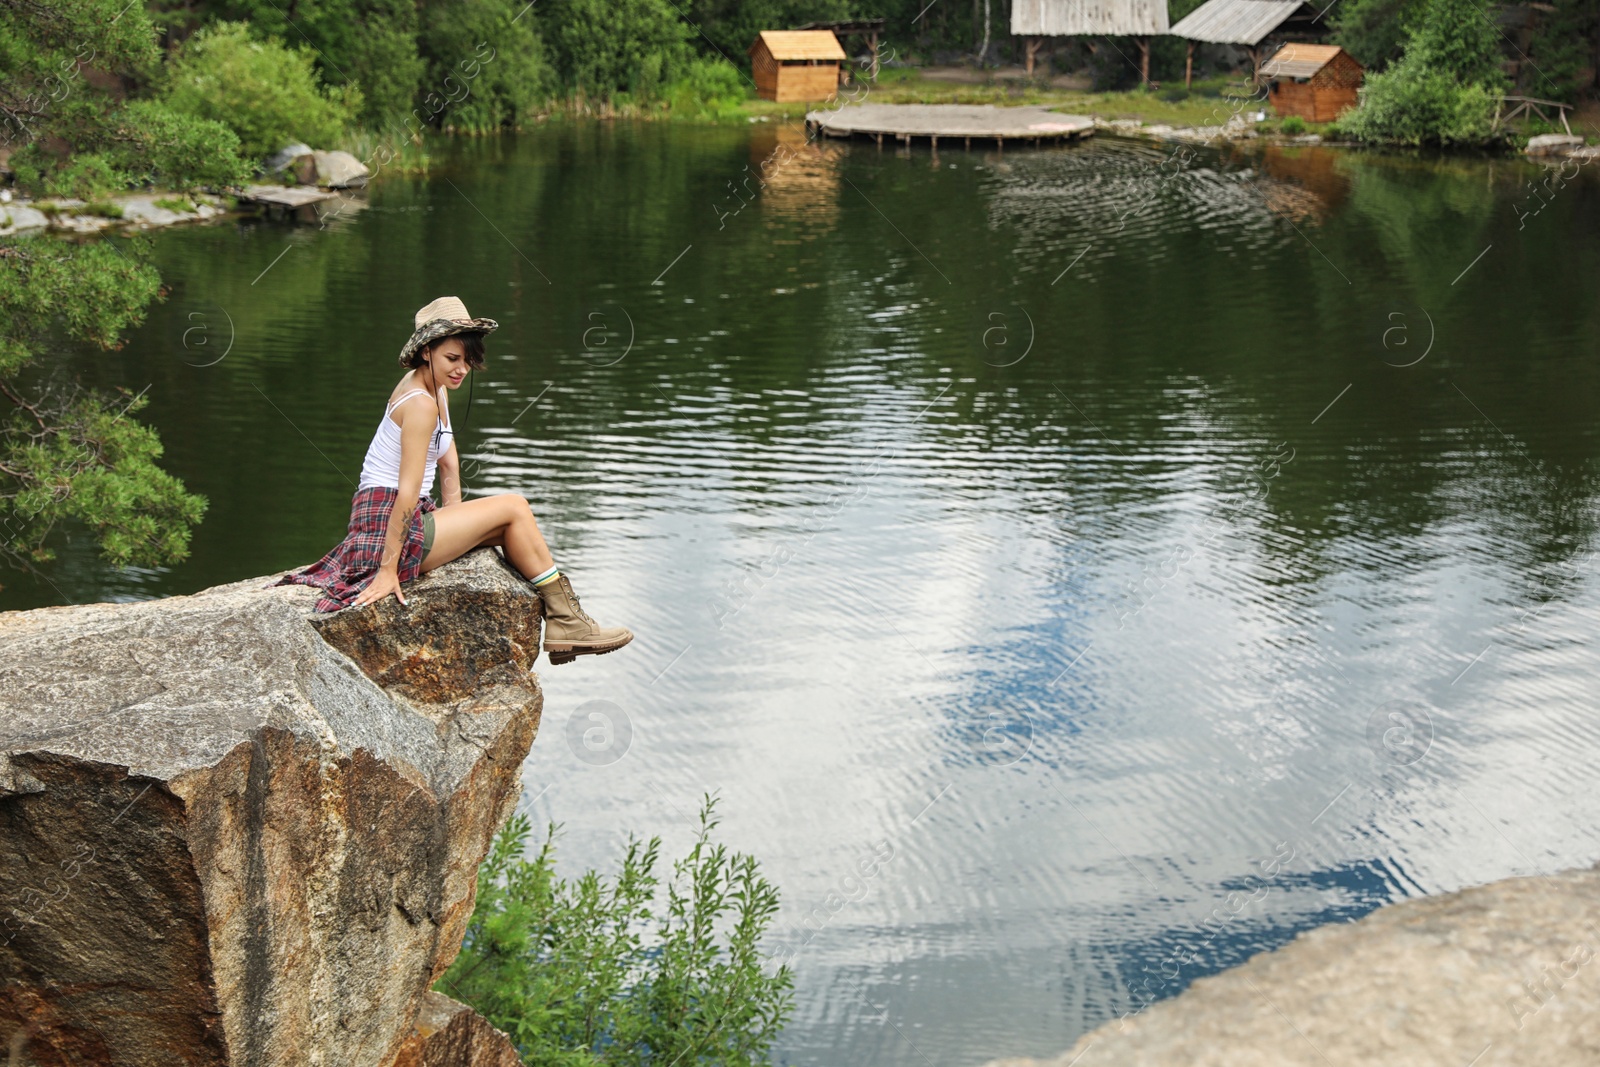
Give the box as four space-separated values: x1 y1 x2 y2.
409 331 486 370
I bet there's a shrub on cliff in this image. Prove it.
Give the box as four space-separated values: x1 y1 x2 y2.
439 794 794 1066
160 21 362 159
1341 0 1508 146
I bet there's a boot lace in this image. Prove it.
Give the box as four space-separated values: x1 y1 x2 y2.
566 581 597 626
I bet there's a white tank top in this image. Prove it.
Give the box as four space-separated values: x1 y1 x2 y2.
357 387 453 497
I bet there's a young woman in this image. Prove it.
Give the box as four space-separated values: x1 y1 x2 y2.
279 296 632 665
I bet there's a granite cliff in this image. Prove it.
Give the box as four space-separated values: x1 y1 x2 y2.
0 549 542 1066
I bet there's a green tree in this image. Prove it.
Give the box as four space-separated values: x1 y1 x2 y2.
415 0 555 132
203 0 424 127
1331 0 1426 70
439 794 794 1066
161 20 362 158
1341 0 1508 146
1 0 213 575
1400 0 1506 88
1523 0 1600 104
541 0 694 103
681 0 853 71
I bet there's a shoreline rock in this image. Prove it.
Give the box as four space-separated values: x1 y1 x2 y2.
0 186 367 237
0 549 542 1067
979 862 1600 1067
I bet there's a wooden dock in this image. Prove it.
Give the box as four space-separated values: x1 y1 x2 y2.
805 103 1094 149
239 184 341 208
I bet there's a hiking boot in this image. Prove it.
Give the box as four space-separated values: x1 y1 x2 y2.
536 573 633 665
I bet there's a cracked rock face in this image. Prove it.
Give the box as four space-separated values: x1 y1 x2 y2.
0 549 541 1067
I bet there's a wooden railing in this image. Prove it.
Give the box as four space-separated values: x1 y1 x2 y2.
1493 96 1574 135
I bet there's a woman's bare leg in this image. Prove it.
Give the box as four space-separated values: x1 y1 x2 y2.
420 494 554 577
425 493 632 664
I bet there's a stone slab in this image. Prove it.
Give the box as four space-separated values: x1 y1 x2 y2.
978 863 1600 1067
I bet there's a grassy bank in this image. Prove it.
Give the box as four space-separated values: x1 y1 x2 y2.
738 70 1261 128
716 66 1599 144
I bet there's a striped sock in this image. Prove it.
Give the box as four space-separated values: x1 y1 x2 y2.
530 564 561 587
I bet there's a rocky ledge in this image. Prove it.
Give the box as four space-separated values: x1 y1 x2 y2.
0 549 543 1067
981 862 1600 1067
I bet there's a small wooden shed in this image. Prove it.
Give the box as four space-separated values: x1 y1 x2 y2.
749 30 848 103
1168 0 1329 85
1260 43 1364 122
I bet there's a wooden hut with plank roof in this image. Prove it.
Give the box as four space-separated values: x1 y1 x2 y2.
1011 0 1169 80
1168 0 1329 84
1258 43 1363 122
749 30 848 102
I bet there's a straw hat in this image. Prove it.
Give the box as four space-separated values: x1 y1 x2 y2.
398 296 498 366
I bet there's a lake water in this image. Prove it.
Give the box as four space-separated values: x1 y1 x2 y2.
8 123 1600 1066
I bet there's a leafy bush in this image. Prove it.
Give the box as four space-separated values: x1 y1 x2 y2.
1279 115 1307 134
110 101 252 189
438 794 794 1066
200 0 424 125
1340 0 1507 146
15 153 129 200
8 105 249 195
542 0 693 102
161 21 363 159
666 58 748 119
1341 65 1498 145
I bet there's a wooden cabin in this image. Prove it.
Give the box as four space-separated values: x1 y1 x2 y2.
1260 43 1364 122
749 30 847 103
1168 0 1331 86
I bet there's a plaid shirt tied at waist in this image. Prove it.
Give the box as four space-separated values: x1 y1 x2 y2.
277 485 438 612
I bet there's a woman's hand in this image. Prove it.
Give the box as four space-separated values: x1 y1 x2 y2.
354 566 406 608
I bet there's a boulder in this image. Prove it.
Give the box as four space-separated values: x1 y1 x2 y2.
266 142 314 172
120 195 193 228
0 204 49 233
0 549 542 1067
1526 133 1584 156
312 149 371 188
978 863 1600 1067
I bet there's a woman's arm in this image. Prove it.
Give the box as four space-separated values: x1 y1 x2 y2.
437 440 462 507
352 394 435 607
